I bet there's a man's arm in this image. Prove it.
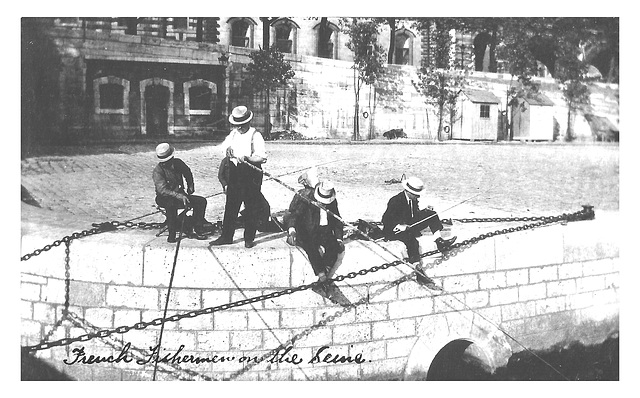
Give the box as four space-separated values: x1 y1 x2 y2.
176 159 195 193
153 166 185 200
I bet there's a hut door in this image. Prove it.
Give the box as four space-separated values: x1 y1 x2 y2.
146 84 169 135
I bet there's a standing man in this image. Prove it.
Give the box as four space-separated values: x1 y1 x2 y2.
284 178 346 300
210 106 267 248
381 176 457 285
152 143 212 243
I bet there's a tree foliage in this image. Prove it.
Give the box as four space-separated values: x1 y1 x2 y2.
343 18 386 140
246 47 295 93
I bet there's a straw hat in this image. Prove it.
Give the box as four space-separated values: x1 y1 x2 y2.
314 180 336 205
402 176 425 196
228 105 253 125
155 143 174 162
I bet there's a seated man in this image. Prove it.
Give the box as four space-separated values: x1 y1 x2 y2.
284 175 346 299
152 143 212 243
381 176 456 285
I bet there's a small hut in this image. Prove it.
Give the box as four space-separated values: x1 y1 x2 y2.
584 114 619 142
511 92 555 141
452 88 500 141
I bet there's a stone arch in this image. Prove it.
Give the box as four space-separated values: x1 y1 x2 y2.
93 76 130 114
271 18 299 54
394 27 416 65
404 311 512 380
140 78 174 135
313 20 340 59
473 32 492 72
227 17 257 48
183 79 217 116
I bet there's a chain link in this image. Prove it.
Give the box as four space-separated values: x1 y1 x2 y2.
24 207 593 352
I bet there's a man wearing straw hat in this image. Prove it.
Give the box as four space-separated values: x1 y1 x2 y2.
152 143 212 243
210 105 267 248
382 175 457 284
284 176 346 300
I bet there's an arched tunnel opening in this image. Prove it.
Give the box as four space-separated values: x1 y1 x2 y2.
426 339 494 380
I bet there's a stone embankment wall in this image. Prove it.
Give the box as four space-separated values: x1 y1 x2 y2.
21 210 619 381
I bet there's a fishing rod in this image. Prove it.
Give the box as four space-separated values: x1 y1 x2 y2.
124 157 351 224
397 189 483 234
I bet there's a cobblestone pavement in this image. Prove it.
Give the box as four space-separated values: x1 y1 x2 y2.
21 141 619 232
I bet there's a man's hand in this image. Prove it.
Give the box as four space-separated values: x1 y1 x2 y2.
187 186 195 195
222 185 227 195
393 224 408 234
181 194 191 207
286 228 297 246
225 146 234 158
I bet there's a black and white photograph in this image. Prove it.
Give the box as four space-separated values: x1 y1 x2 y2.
16 4 629 390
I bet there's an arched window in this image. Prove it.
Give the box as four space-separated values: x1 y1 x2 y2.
93 76 130 114
183 79 217 116
228 17 256 48
271 18 299 54
314 21 339 59
394 28 415 65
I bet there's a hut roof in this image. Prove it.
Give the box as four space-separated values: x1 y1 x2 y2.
463 88 500 104
523 93 555 106
584 114 619 132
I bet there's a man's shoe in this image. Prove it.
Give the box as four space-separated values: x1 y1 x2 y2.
209 236 232 246
167 235 177 243
245 241 255 248
435 236 457 252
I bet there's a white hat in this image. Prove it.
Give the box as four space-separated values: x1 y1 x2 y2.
402 176 425 196
298 167 319 189
228 105 253 125
155 143 174 162
314 180 336 205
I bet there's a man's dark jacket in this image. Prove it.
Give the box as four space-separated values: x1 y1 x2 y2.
284 188 344 245
153 158 193 199
381 191 415 237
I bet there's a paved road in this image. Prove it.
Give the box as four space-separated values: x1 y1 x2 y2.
21 141 619 231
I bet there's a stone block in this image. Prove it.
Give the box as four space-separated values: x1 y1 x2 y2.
465 290 490 308
500 301 536 321
535 296 566 315
261 329 293 348
325 363 360 380
519 283 547 301
280 309 314 328
430 239 496 277
161 330 197 351
202 290 231 309
69 240 143 285
386 337 417 359
349 340 387 361
505 269 528 286
247 310 280 330
546 279 577 297
140 310 177 331
433 293 466 312
333 323 372 344
315 307 356 326
479 271 507 290
371 319 415 340
576 275 606 293
214 311 247 330
558 262 583 279
292 327 331 348
40 278 65 304
360 357 405 379
84 307 113 328
582 258 616 276
159 288 201 311
196 331 230 351
368 284 398 303
21 282 41 301
106 285 159 310
68 280 106 307
388 297 433 319
355 303 389 323
114 309 141 327
529 265 559 283
398 281 433 299
292 366 328 381
489 287 519 306
32 302 56 324
262 289 326 309
230 330 262 350
442 274 479 293
177 313 214 331
21 300 33 320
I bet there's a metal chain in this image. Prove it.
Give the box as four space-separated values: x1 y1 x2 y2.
25 207 592 353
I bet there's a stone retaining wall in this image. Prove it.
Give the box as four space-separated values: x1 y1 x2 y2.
20 212 619 380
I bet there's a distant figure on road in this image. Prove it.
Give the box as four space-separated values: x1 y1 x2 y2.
210 105 267 249
152 143 213 243
382 175 457 286
284 173 346 301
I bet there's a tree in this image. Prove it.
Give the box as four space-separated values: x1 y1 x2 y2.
413 18 468 140
343 18 386 140
245 47 295 137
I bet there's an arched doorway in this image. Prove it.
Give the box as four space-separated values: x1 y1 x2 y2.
473 32 492 72
145 84 169 135
426 339 494 380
